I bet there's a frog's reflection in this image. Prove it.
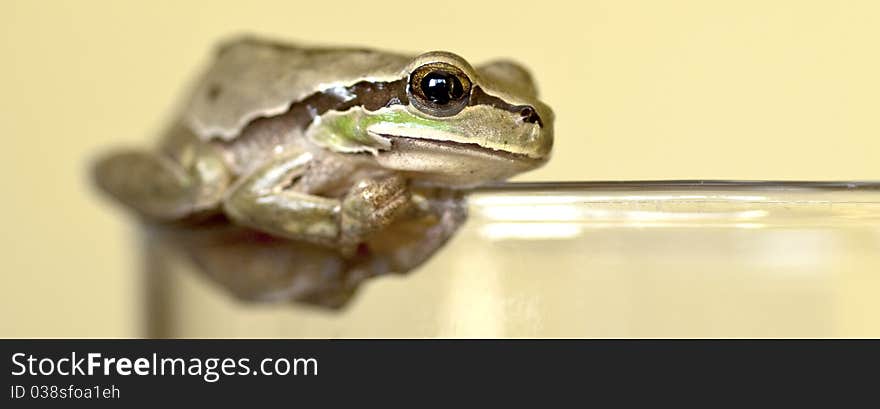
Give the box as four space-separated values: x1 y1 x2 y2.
148 190 466 309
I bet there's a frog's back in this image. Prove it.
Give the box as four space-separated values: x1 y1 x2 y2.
185 36 413 141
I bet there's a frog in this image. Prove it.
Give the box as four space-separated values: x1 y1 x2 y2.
93 36 554 308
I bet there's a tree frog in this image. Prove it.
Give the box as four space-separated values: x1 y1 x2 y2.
93 36 554 308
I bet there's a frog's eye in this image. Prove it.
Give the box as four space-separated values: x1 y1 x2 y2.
408 62 472 117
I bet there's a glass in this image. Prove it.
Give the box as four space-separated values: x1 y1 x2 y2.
145 181 880 338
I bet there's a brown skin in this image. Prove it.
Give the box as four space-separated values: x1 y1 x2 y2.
93 37 553 308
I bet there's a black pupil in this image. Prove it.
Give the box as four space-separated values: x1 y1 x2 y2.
420 71 464 105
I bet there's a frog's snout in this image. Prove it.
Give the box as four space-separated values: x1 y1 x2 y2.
518 106 542 126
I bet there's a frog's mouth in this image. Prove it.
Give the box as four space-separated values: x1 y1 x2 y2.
364 117 547 160
371 134 546 186
375 133 539 162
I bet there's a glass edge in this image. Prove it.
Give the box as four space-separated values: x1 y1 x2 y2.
472 180 880 193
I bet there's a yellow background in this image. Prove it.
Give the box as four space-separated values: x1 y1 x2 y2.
1 1 878 337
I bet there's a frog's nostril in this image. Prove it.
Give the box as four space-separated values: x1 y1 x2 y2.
519 107 542 125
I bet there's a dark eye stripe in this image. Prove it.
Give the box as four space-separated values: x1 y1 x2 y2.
226 79 410 143
229 80 543 148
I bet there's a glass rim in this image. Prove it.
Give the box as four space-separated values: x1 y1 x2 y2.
474 180 880 193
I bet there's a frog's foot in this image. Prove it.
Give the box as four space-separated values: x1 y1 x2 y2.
340 174 412 252
92 147 229 221
359 188 468 275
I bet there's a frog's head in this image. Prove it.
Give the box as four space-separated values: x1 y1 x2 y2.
307 51 554 187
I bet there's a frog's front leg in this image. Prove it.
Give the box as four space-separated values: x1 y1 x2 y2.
222 153 411 250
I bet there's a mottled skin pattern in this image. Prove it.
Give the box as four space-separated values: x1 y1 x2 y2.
93 37 554 308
